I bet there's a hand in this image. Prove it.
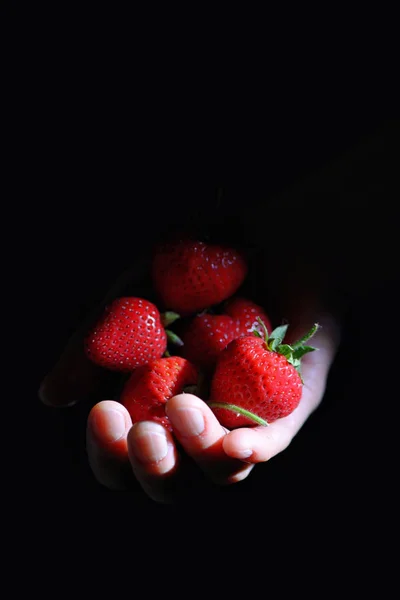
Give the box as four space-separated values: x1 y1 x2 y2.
40 276 339 503
86 318 338 502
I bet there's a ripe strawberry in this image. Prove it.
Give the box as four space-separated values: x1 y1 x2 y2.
181 314 241 371
152 239 248 315
224 296 272 337
209 321 319 428
120 356 198 432
85 297 181 372
181 297 272 371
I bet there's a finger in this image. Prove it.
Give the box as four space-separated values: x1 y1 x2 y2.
86 400 134 490
165 393 254 485
223 317 340 463
39 265 147 407
127 421 181 504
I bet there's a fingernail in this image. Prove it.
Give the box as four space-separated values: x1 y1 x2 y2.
171 407 205 437
91 409 126 443
235 448 253 459
131 422 169 463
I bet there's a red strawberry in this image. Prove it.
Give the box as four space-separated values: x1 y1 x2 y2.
84 297 180 372
120 356 198 432
224 296 272 337
209 322 319 428
152 239 248 315
181 314 241 371
181 297 272 371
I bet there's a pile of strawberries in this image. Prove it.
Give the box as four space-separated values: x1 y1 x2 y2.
84 238 318 431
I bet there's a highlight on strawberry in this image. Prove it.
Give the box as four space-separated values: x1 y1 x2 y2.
84 297 182 372
208 320 319 429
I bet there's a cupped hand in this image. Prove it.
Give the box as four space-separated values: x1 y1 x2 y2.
39 266 340 503
84 318 339 503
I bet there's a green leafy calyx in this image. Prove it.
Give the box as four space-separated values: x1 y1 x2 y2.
161 311 181 327
254 319 319 375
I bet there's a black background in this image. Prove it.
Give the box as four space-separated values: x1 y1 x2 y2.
5 10 397 587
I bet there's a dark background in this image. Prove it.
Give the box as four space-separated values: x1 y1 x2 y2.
30 106 399 525
6 10 396 584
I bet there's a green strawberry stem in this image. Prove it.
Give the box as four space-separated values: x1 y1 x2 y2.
208 402 269 426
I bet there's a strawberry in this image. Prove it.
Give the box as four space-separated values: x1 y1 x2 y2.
120 356 198 432
180 314 241 371
181 297 272 371
152 239 248 315
224 296 272 337
84 297 181 372
209 321 319 428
